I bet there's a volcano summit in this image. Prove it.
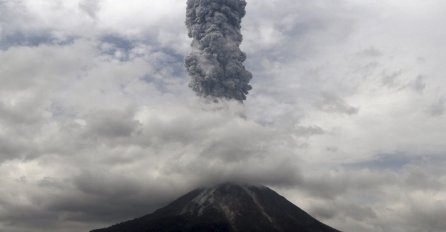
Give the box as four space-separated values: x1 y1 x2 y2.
91 183 339 232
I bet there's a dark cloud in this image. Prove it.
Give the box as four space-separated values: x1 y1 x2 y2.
46 173 174 223
185 0 252 101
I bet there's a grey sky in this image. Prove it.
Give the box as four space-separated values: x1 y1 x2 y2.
0 0 445 231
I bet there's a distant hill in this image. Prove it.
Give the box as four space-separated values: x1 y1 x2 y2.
91 183 340 232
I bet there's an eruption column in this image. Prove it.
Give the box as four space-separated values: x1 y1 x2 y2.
185 0 252 102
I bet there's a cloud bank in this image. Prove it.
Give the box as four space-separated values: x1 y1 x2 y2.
0 0 446 232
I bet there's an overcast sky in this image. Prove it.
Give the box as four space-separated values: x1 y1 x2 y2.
1 0 446 231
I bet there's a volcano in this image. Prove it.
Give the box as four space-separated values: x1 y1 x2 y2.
91 183 340 232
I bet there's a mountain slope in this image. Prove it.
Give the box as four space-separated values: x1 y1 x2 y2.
91 183 340 232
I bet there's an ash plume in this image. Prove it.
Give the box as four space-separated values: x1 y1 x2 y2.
185 0 252 102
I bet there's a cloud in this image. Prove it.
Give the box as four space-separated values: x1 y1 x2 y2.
316 92 359 115
79 0 101 18
0 101 303 231
430 97 445 116
278 154 446 232
185 0 252 101
413 75 426 93
356 47 383 58
84 110 141 139
0 0 446 232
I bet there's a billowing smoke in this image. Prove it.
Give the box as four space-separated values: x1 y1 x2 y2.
185 0 252 102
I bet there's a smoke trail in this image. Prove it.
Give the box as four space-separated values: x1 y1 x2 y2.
185 0 252 102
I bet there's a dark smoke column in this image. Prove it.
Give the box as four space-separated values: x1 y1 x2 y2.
185 0 252 102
